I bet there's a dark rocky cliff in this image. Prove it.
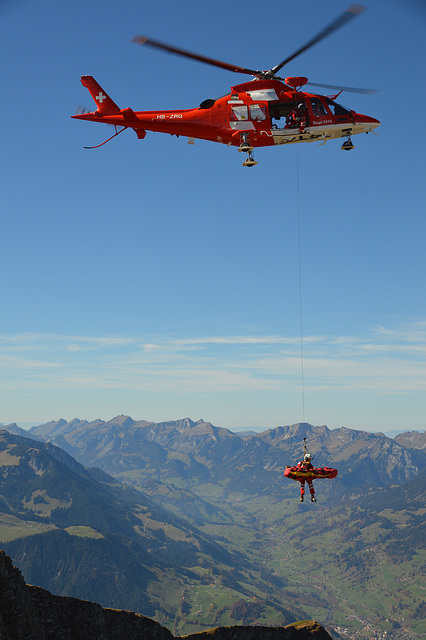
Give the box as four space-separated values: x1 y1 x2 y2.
0 551 334 640
0 550 172 640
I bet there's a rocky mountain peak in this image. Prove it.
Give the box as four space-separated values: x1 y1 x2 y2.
3 423 45 440
108 415 135 428
395 430 426 450
3 422 19 430
29 419 72 437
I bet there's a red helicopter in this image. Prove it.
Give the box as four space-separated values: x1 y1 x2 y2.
72 4 379 167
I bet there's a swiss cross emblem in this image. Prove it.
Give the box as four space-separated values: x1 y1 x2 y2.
96 92 106 104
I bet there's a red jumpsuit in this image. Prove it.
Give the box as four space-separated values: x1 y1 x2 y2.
296 460 316 501
286 107 307 131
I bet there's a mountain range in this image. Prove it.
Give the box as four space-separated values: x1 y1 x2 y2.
1 417 425 640
18 416 426 496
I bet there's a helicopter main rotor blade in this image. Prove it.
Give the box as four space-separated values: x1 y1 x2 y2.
270 4 365 76
132 35 261 77
306 81 377 94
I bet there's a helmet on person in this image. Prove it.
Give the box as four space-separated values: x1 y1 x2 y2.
304 454 311 462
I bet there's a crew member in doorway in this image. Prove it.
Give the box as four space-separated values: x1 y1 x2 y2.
286 103 307 131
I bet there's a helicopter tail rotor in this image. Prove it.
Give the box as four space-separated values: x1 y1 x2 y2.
75 105 92 115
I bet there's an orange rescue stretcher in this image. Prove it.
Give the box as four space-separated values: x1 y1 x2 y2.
284 466 338 481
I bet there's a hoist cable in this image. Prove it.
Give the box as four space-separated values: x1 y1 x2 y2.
296 147 306 432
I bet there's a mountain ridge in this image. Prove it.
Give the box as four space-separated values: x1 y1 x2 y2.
23 417 426 494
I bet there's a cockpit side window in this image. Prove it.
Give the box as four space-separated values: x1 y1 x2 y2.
310 97 327 116
249 104 267 121
325 98 351 116
231 105 249 121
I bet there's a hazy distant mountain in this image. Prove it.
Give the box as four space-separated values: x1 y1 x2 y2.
28 417 426 495
394 430 426 450
1 422 43 439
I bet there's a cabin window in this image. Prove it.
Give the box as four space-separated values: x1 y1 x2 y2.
249 104 267 121
231 105 248 121
309 97 327 116
325 98 351 116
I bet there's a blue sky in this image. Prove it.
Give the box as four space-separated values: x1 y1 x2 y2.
1 0 425 432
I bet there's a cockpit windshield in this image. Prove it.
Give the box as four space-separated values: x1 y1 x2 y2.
325 98 351 116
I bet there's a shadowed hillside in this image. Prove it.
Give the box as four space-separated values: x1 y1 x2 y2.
0 430 262 619
0 551 333 640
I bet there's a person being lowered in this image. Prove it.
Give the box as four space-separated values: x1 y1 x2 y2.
283 450 337 499
296 453 316 502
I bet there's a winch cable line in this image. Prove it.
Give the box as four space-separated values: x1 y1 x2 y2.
296 148 307 457
295 150 321 467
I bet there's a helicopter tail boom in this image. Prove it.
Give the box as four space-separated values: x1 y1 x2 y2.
80 76 121 115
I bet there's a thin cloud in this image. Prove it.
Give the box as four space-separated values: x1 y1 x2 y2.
174 336 306 346
0 323 424 397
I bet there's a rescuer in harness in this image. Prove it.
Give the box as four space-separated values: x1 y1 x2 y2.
283 443 337 500
297 453 316 502
286 103 307 131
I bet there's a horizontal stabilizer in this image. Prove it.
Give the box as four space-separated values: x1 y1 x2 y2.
80 76 120 114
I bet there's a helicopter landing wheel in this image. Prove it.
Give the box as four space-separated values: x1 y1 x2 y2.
238 142 254 153
341 137 355 151
242 149 257 167
238 132 254 154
